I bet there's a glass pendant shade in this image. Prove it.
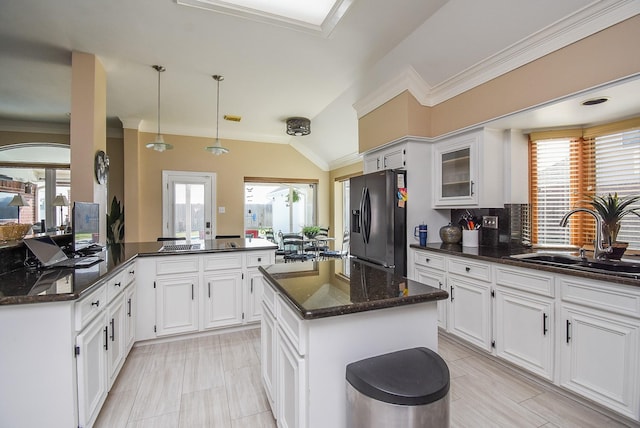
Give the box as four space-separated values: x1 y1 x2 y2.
205 74 230 155
146 65 173 152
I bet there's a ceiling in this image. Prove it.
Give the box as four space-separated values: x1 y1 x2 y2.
0 0 638 170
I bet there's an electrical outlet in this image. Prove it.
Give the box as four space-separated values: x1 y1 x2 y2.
482 215 498 229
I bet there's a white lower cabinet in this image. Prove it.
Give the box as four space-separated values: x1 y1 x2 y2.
495 287 554 380
560 305 640 420
156 274 199 336
410 247 640 423
202 270 243 329
246 268 265 323
276 327 307 428
125 283 136 353
261 302 277 413
106 294 127 387
76 312 108 428
448 274 492 351
414 265 447 328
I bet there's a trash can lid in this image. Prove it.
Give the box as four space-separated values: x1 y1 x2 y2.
346 347 450 406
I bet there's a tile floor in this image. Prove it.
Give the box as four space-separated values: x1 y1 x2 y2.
95 329 634 427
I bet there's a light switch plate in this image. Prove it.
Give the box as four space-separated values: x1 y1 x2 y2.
482 215 498 229
218 206 225 213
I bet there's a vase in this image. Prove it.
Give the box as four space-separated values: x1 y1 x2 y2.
439 224 462 244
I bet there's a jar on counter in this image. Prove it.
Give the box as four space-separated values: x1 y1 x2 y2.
439 223 462 244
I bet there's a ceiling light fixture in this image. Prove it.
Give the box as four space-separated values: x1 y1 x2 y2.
286 117 311 136
205 75 230 156
146 65 174 152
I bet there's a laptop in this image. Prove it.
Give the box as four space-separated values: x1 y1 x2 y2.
23 236 103 269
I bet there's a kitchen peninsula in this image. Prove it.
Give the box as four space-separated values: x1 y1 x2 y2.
259 258 448 428
0 237 277 428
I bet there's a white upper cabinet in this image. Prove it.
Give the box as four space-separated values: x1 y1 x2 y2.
433 128 504 208
363 143 406 173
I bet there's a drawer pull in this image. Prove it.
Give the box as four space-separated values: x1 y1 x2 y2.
91 300 100 307
425 258 430 263
129 269 135 275
465 267 471 272
258 257 262 262
115 281 122 288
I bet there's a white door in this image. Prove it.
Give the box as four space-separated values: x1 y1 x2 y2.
414 266 447 329
156 274 199 336
162 171 216 241
76 313 108 428
202 270 243 329
448 275 492 351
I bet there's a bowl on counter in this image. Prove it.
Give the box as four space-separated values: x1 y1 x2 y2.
0 223 32 242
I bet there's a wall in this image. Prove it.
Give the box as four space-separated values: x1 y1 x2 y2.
359 14 640 150
125 129 329 243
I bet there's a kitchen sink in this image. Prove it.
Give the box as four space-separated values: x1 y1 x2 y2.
509 252 640 278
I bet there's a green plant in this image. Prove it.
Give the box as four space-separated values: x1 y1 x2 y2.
302 225 320 238
585 192 640 243
106 196 124 244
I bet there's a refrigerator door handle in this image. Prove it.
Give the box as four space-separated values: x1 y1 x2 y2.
359 187 366 244
363 187 371 244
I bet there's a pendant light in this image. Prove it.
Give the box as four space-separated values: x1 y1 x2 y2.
205 74 230 155
146 65 173 152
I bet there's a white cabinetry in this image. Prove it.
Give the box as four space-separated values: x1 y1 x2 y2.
156 273 199 336
363 143 406 173
106 293 126 387
433 128 504 208
447 256 492 351
494 266 554 380
203 270 243 329
559 275 640 420
245 250 275 323
411 249 447 328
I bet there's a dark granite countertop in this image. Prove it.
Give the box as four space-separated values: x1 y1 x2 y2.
0 238 277 306
410 243 640 288
259 258 448 320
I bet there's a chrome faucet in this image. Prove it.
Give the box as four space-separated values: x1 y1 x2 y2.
559 208 613 260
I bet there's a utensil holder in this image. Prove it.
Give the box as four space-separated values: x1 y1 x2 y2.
462 229 479 247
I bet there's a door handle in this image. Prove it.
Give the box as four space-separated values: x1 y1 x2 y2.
192 284 195 300
127 298 132 317
251 278 254 293
450 286 454 301
110 318 115 341
104 326 109 351
566 320 571 343
543 313 548 336
208 282 211 299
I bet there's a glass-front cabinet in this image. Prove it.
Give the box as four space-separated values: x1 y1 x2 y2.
433 128 504 208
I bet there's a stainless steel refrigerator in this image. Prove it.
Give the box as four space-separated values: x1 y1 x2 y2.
350 170 407 275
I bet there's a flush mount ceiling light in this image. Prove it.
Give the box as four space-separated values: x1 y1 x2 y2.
286 117 311 136
581 97 609 106
146 65 173 152
205 75 230 156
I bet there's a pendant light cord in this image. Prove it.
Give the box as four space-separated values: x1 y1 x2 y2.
216 77 220 142
157 67 161 137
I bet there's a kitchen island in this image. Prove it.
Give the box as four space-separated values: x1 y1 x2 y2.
259 258 448 428
0 237 277 428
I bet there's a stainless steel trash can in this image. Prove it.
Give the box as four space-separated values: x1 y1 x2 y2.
346 347 450 428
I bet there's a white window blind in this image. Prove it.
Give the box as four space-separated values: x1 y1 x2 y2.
532 139 572 245
595 129 640 249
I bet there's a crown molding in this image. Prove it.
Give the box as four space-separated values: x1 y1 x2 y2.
353 0 640 118
328 151 363 170
353 66 430 119
429 0 640 105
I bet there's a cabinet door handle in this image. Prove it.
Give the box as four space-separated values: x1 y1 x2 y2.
192 284 195 300
450 286 454 301
208 282 211 299
438 281 442 289
543 313 548 336
127 298 132 317
470 180 475 196
104 326 109 351
251 278 254 293
91 300 100 307
465 267 471 272
566 320 571 343
110 318 115 341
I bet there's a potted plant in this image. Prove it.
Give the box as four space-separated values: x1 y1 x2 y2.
586 192 640 259
302 225 320 239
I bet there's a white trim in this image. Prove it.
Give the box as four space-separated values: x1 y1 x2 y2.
353 0 640 118
175 0 354 37
327 152 362 171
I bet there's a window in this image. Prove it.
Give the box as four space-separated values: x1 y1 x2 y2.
530 123 640 250
244 179 317 238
